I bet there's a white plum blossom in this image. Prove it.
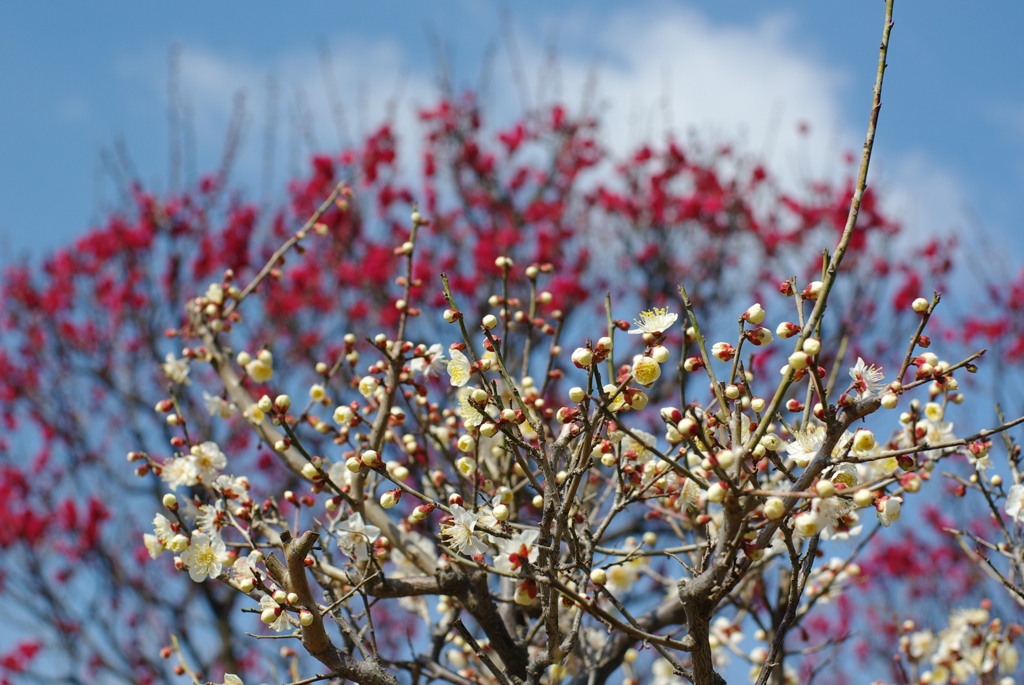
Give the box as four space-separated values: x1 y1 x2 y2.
410 343 446 378
144 516 169 557
161 456 198 491
189 441 227 483
786 425 826 468
849 357 884 398
213 474 250 500
1006 485 1024 522
457 387 486 427
195 502 225 536
358 375 379 398
180 532 230 582
628 307 678 335
441 505 488 556
447 348 472 387
821 510 863 542
259 595 291 632
230 554 258 591
651 657 686 685
876 496 902 527
621 429 658 464
203 391 237 418
495 530 539 574
898 418 957 461
243 404 265 426
162 352 192 385
144 533 165 559
152 513 173 540
205 282 225 305
605 558 644 594
336 513 381 562
909 629 935 660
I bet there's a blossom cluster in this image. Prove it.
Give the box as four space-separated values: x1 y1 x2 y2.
125 172 1010 685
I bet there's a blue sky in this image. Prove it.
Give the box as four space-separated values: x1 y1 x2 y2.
3 1 1024 268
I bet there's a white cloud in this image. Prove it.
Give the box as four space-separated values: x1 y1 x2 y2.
133 2 968 249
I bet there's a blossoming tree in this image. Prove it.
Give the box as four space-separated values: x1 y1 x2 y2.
3 2 1022 685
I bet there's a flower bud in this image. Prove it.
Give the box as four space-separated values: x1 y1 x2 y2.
650 345 670 363
787 351 810 370
482 314 498 330
880 393 898 409
358 376 378 397
301 462 320 480
745 327 773 346
853 489 873 508
361 450 382 468
380 489 402 509
457 435 476 453
410 503 434 522
911 297 929 313
162 493 179 511
815 480 835 498
455 457 476 477
333 405 353 425
683 356 704 372
568 386 586 403
802 281 823 300
299 609 314 626
493 504 510 521
876 496 902 526
707 482 726 503
764 497 785 520
802 338 821 356
260 606 281 625
168 534 189 553
571 347 593 368
590 568 608 585
717 450 736 469
711 342 735 362
743 303 765 325
479 421 499 437
853 429 875 452
274 394 291 412
660 407 682 424
346 457 363 473
776 322 801 339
